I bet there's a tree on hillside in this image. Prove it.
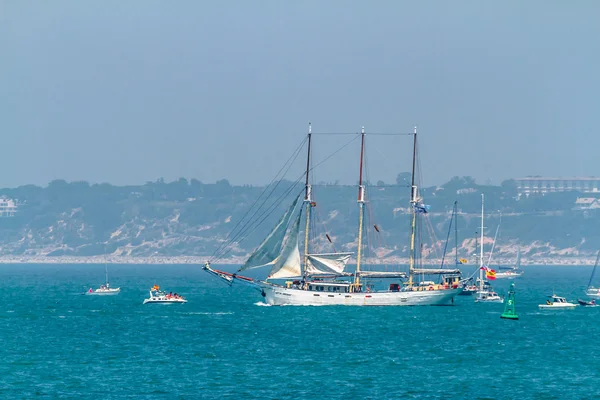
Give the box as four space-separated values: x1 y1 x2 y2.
396 172 411 186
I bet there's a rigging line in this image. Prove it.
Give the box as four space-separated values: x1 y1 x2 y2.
215 181 305 262
229 133 360 253
485 216 502 268
213 183 304 261
211 172 304 261
226 187 306 265
309 134 361 174
312 132 414 136
312 198 338 253
213 134 360 261
210 136 308 260
439 202 457 269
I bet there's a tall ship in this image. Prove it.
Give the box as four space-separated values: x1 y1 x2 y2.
204 125 462 305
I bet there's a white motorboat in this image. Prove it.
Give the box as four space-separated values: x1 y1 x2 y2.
143 287 187 304
538 294 577 309
475 289 504 303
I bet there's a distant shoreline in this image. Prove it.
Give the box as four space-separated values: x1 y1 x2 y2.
0 255 596 266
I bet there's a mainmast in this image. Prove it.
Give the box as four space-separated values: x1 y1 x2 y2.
303 123 313 278
354 127 366 291
479 193 485 293
408 126 418 286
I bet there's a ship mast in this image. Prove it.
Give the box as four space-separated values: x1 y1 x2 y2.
408 126 418 286
479 193 485 293
303 123 313 278
354 127 366 291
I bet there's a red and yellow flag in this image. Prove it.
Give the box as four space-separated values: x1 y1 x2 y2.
486 269 497 280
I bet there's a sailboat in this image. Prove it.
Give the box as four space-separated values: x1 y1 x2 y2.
495 249 524 279
584 250 600 298
475 194 503 303
204 125 462 306
86 262 120 295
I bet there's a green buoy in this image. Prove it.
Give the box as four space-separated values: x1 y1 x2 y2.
501 282 519 320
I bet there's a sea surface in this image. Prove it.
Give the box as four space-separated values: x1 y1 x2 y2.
0 264 599 399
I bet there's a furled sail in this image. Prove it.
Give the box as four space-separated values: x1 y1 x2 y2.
412 268 461 275
305 252 353 276
268 213 303 279
239 196 300 272
356 271 407 279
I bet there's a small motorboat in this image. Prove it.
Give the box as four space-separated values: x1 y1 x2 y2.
539 294 577 309
475 289 504 303
458 281 478 296
577 299 597 307
143 286 187 304
86 283 120 295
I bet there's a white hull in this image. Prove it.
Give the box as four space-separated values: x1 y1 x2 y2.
586 288 600 298
86 288 120 295
260 284 461 306
143 297 187 304
494 272 523 279
539 303 577 310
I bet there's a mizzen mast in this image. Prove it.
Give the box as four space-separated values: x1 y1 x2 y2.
353 127 366 291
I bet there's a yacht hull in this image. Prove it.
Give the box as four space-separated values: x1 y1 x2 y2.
494 274 523 279
143 298 187 304
260 284 462 306
86 289 121 295
585 288 600 298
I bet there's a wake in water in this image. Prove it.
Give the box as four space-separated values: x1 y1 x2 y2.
254 302 271 307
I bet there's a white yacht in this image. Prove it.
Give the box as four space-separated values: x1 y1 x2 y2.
584 251 600 298
86 283 120 295
86 263 120 295
474 194 504 304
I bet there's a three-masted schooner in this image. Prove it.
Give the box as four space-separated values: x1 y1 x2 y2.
204 125 463 305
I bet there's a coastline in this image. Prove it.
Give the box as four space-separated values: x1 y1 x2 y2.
0 255 596 266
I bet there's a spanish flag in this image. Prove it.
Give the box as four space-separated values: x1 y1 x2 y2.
458 258 468 264
486 269 497 280
152 284 160 290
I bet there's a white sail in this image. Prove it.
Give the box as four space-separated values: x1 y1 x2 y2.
240 196 300 272
305 252 353 276
268 213 302 279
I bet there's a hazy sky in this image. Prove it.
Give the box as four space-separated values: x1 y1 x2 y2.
2 1 599 188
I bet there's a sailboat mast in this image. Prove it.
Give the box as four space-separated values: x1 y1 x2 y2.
105 262 109 285
454 201 458 267
303 123 313 278
408 127 418 286
354 127 366 290
479 193 484 292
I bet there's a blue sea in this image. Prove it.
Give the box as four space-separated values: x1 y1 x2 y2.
0 264 599 399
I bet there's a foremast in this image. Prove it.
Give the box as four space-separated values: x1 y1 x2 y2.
303 123 313 279
408 127 418 287
353 127 366 292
